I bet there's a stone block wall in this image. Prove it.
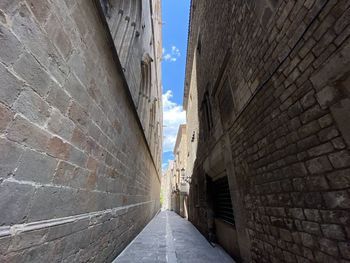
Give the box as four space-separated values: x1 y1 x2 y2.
0 0 160 262
101 0 163 171
185 0 350 262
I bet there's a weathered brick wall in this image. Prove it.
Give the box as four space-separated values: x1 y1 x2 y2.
0 0 160 262
186 0 350 262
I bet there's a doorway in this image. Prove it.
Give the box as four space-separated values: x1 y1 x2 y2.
208 175 241 261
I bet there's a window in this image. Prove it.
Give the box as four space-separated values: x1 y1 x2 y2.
217 78 235 127
201 91 213 140
148 99 157 143
212 176 235 225
137 53 152 122
197 34 202 55
191 131 195 142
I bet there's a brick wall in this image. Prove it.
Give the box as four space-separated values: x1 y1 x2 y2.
0 0 161 262
185 0 350 262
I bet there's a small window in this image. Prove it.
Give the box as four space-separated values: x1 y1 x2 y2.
218 78 235 126
197 34 202 55
191 131 195 142
201 91 213 140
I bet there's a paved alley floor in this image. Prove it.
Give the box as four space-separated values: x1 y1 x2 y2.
113 211 235 263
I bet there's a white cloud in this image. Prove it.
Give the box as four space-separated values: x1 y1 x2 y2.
162 90 186 153
171 45 180 56
163 53 176 62
162 45 181 63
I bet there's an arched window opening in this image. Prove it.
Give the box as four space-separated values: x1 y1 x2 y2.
137 53 153 123
148 99 157 144
201 91 213 140
197 34 202 55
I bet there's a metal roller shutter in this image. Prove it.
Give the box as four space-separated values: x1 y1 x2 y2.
213 176 235 225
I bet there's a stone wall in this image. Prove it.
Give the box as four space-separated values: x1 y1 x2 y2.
0 0 161 262
101 0 163 175
161 160 173 211
173 124 189 218
185 0 350 262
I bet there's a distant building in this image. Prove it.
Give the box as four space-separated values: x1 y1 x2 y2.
184 0 350 262
162 160 173 210
172 124 189 218
0 0 162 261
162 125 189 217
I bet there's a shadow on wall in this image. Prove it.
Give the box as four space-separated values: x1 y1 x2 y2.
185 1 350 263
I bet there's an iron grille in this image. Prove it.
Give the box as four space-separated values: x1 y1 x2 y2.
213 176 235 225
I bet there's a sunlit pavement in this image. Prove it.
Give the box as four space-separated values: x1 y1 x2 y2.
113 211 235 263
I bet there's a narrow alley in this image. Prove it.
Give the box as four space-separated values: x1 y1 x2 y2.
114 211 234 263
1 0 350 262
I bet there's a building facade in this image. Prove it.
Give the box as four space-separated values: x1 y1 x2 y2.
0 0 162 262
184 0 350 262
163 160 177 212
172 124 189 218
161 160 173 211
162 124 190 217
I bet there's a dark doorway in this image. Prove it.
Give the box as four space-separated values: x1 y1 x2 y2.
212 176 235 225
208 175 241 261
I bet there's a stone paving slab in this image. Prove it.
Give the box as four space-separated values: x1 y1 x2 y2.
113 211 235 263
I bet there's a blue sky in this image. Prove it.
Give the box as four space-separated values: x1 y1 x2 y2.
161 0 190 171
